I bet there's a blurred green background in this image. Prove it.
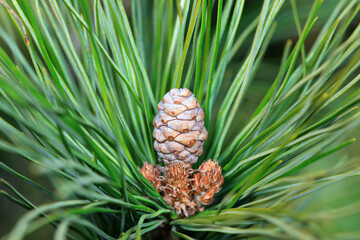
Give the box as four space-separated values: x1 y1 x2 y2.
0 0 359 238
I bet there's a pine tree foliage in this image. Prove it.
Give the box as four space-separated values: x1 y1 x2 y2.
0 0 359 239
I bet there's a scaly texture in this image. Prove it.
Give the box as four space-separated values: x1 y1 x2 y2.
194 159 224 205
140 160 224 217
148 88 222 217
139 162 162 191
153 88 208 165
160 161 198 217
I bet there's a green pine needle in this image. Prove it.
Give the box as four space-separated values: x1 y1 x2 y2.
0 0 359 239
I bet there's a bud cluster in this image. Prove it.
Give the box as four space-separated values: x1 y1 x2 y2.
140 159 224 217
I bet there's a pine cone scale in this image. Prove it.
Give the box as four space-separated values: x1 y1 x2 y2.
176 109 198 120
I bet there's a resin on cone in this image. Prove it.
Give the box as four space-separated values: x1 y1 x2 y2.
153 88 208 164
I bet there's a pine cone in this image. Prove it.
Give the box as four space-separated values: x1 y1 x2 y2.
160 161 198 217
153 88 208 165
140 162 162 191
194 159 224 205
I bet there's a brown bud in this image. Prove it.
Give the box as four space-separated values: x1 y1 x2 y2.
140 162 162 191
160 161 197 217
193 159 224 205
